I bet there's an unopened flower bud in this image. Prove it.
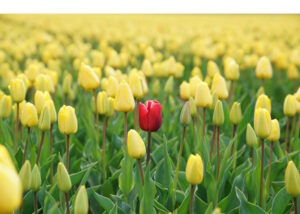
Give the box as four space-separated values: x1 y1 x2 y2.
31 164 41 191
246 124 258 148
230 102 242 125
180 102 191 126
19 160 31 192
213 100 224 126
56 162 72 193
74 185 89 214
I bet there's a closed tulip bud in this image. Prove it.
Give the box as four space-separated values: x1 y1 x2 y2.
213 100 224 126
256 56 273 79
106 76 119 97
19 160 31 192
255 94 271 113
38 105 51 131
267 119 280 142
185 154 204 185
58 105 78 135
287 64 299 80
20 102 38 127
106 97 115 117
78 63 100 91
45 100 57 123
195 82 212 108
169 96 176 113
191 67 203 79
246 124 258 148
254 108 272 139
25 64 39 82
189 97 197 117
62 73 73 95
211 73 228 100
224 60 240 81
0 145 15 170
284 161 300 197
57 162 72 193
207 60 220 78
34 90 51 114
141 59 153 77
180 102 191 126
115 81 135 112
230 102 243 125
151 79 160 96
97 91 108 115
127 129 146 159
31 164 41 191
212 208 221 214
164 76 174 95
10 78 26 103
129 72 144 99
35 74 54 93
74 186 89 214
179 81 191 101
0 95 12 119
256 87 265 97
189 76 202 97
210 93 218 110
283 94 297 117
138 72 149 95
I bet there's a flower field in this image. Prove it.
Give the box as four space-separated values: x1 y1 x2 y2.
0 14 300 213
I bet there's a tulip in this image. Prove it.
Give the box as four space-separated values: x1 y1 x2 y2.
246 123 257 166
164 76 174 96
283 94 297 152
31 164 41 214
78 63 100 91
141 59 153 77
74 186 89 214
189 76 202 97
19 160 31 192
180 102 191 127
35 73 54 93
229 102 242 156
180 81 191 101
211 73 228 100
151 79 160 96
191 66 203 79
106 76 119 97
129 72 144 99
185 154 204 214
255 94 271 113
256 56 272 87
0 144 15 169
285 161 300 214
97 91 108 115
0 95 12 119
207 60 220 78
127 129 146 185
225 59 239 102
34 90 51 115
115 81 135 113
138 100 162 165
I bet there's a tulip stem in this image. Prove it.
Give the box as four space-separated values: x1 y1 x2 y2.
14 102 19 153
22 127 30 164
134 100 138 130
216 126 220 180
34 191 38 214
230 125 237 156
289 115 296 152
94 89 99 127
65 193 70 214
202 107 206 142
284 117 290 153
36 131 45 164
266 142 273 194
251 148 254 167
146 131 151 166
192 117 196 152
228 80 235 105
294 197 298 214
102 116 107 180
124 112 128 150
66 135 70 171
210 126 216 161
50 124 53 183
173 126 186 204
189 185 194 214
138 159 144 186
259 138 265 207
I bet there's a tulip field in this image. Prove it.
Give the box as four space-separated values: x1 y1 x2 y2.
1 14 300 214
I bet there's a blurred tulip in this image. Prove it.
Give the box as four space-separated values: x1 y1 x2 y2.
74 186 89 214
20 102 38 127
164 76 174 95
97 91 108 115
180 81 191 101
106 76 119 97
129 72 144 99
283 94 297 117
0 95 12 119
207 60 220 78
10 78 26 103
78 63 100 91
34 90 51 114
38 104 51 131
256 56 273 80
285 161 300 197
58 105 78 135
115 81 135 112
255 94 271 113
211 73 228 100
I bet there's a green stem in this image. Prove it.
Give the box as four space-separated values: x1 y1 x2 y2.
146 131 151 166
266 142 273 194
102 117 107 180
294 197 298 214
36 131 45 164
259 138 265 207
34 191 38 214
22 127 30 164
216 126 220 180
14 102 19 153
50 124 53 183
209 126 216 161
189 185 194 214
284 117 290 153
65 193 70 214
138 159 144 186
230 125 237 156
66 135 70 171
124 112 127 150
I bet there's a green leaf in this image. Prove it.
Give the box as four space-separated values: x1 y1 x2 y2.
271 187 291 214
140 165 156 214
118 152 135 197
93 191 114 211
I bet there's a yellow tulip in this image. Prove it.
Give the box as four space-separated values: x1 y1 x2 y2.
211 73 228 100
151 79 160 97
127 129 146 159
224 59 240 81
0 145 16 172
195 82 212 108
78 63 100 91
213 100 224 126
207 60 220 78
129 72 144 99
283 94 297 117
34 73 54 93
74 186 89 214
185 154 204 185
62 72 73 95
31 164 41 191
256 56 273 79
25 63 40 82
19 160 31 192
287 64 299 80
189 97 197 117
20 102 38 127
106 97 115 118
34 90 51 114
45 99 57 123
255 94 271 113
295 87 300 102
246 124 258 148
254 108 272 139
179 81 191 101
189 76 202 97
285 161 300 197
38 104 51 131
58 105 78 135
141 59 153 77
164 76 174 95
106 76 119 97
191 67 203 79
97 91 108 115
0 95 12 119
10 78 26 103
267 119 280 142
115 81 135 112
180 102 191 126
229 102 243 125
57 162 72 193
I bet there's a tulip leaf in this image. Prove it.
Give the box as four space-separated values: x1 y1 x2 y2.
93 191 114 211
118 152 135 197
140 165 156 214
271 187 291 214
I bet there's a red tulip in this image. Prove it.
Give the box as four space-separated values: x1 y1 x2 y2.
138 100 162 132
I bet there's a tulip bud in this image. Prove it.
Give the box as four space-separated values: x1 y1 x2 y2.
141 59 153 77
58 105 78 135
127 129 146 159
62 73 73 95
267 119 280 142
0 95 12 119
212 208 221 214
191 66 203 79
151 79 160 96
230 102 243 125
211 73 228 100
115 81 135 112
189 97 197 117
45 100 57 123
207 60 220 78
20 102 38 127
129 72 144 99
38 104 51 131
185 154 204 184
34 90 51 115
74 185 89 214
284 161 300 197
255 94 271 113
210 92 218 110
19 160 31 192
0 145 15 170
254 108 272 139
287 64 299 80
283 94 297 117
10 78 26 103
256 56 273 79
78 63 100 91
180 102 191 126
106 97 115 118
57 162 72 193
35 74 54 93
224 59 240 81
195 82 212 108
164 76 174 95
189 76 202 97
179 81 191 101
25 63 39 82
213 100 224 126
106 76 119 97
169 96 176 113
31 164 41 191
246 124 258 148
256 87 265 97
97 91 108 115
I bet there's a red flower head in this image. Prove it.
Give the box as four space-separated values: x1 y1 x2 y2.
138 100 162 132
